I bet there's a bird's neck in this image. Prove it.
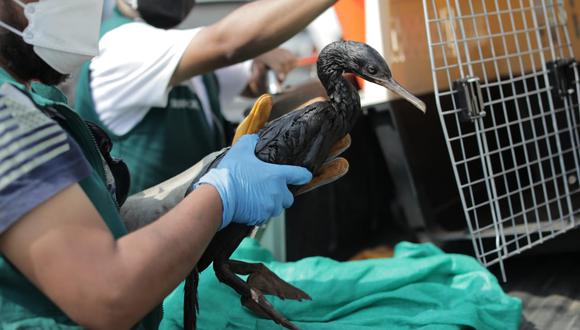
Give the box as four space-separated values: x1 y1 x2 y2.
318 62 361 125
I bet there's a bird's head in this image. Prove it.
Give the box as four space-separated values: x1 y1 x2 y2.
324 40 426 113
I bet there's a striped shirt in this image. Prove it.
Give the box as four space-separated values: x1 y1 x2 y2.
0 84 91 233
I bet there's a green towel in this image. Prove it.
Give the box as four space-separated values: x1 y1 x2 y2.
160 240 521 330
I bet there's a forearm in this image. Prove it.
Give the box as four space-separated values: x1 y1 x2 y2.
105 185 221 328
0 183 221 329
172 0 336 84
214 0 336 61
72 185 221 328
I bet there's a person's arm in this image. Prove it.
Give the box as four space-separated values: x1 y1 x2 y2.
0 133 310 329
170 0 336 85
0 183 222 329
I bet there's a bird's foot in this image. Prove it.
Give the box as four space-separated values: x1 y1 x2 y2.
241 288 300 330
228 260 311 301
214 259 308 330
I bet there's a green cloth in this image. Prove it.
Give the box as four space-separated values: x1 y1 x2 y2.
0 69 138 328
75 7 226 194
160 240 522 330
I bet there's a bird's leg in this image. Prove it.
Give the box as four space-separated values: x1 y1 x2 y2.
227 260 311 301
213 259 304 330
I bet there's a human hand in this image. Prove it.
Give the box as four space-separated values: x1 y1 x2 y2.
196 134 312 229
246 48 298 95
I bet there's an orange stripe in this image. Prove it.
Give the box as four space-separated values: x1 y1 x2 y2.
297 56 319 67
334 0 366 88
334 0 365 42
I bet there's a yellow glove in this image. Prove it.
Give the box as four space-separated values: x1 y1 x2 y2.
232 94 274 145
233 94 350 196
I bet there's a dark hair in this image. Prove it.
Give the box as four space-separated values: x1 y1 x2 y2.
0 32 68 85
0 2 68 86
137 0 196 29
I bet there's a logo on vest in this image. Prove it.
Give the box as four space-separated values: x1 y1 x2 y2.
169 98 202 110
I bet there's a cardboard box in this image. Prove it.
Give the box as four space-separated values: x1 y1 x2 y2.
371 0 580 95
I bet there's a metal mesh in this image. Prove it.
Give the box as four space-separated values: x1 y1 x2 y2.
423 0 580 279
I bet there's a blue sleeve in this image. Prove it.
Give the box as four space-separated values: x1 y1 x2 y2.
0 93 91 233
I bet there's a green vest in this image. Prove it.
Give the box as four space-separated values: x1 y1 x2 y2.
75 8 226 194
0 70 157 328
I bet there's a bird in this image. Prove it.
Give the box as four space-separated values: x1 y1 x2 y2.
183 40 426 330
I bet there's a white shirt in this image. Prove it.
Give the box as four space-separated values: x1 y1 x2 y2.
306 8 342 51
90 22 251 136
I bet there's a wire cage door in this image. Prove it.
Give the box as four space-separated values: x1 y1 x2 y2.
423 0 580 280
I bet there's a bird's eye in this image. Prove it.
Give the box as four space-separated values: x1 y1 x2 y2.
367 65 377 75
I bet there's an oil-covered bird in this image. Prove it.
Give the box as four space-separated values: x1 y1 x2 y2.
256 40 426 171
183 40 427 330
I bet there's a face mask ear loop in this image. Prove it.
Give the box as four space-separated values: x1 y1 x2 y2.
11 0 26 9
0 0 26 36
0 20 24 37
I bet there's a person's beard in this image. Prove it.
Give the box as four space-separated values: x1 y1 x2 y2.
0 3 68 86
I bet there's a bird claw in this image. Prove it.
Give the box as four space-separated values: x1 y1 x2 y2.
214 259 307 330
228 260 311 301
241 288 301 330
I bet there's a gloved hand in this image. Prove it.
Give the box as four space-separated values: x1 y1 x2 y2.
197 134 312 230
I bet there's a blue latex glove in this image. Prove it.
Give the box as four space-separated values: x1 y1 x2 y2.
197 134 312 230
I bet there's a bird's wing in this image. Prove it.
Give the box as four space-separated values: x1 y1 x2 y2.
255 101 339 171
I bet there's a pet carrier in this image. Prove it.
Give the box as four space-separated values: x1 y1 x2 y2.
423 0 580 280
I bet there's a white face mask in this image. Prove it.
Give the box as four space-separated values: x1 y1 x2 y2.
0 0 103 74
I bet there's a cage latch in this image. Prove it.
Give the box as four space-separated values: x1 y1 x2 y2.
453 76 486 122
547 59 576 98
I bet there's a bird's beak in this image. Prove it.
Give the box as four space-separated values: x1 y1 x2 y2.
374 77 427 113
